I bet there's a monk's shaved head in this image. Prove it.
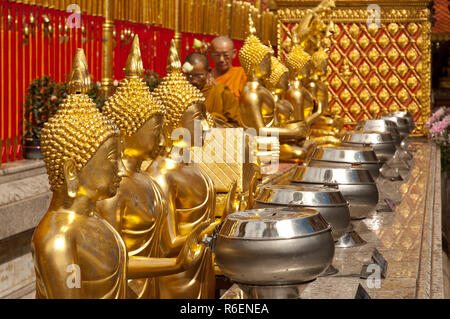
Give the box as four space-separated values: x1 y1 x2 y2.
184 52 210 69
211 36 234 51
209 36 237 76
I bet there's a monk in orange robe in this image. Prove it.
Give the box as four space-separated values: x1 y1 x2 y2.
183 52 241 127
209 36 247 99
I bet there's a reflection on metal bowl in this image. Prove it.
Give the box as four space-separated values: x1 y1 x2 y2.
389 111 415 132
290 165 379 219
381 115 410 138
309 146 381 179
214 207 335 285
356 119 402 147
341 131 397 163
254 184 351 240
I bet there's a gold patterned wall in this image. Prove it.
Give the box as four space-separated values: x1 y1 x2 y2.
275 1 432 136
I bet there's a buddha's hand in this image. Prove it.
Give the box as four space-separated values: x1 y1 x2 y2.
178 222 210 270
222 181 238 221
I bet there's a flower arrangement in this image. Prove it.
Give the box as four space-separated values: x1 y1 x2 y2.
426 106 450 172
23 75 68 140
143 70 162 92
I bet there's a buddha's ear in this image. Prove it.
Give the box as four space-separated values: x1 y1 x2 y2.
118 135 126 157
63 159 78 198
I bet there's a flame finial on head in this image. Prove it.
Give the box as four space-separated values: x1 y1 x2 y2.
67 49 92 94
103 35 165 137
248 12 257 36
152 38 205 130
124 35 144 77
239 14 271 77
167 39 182 73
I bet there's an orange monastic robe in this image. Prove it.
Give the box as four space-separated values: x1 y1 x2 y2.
201 83 241 127
215 67 247 99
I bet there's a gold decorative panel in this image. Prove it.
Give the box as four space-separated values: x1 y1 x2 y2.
276 2 432 135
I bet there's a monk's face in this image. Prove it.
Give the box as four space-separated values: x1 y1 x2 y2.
210 39 236 74
187 62 208 90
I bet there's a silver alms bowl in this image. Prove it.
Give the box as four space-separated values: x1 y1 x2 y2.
290 165 379 219
355 119 402 147
381 115 410 138
309 146 381 179
214 207 335 285
389 111 415 132
340 131 397 163
254 184 351 240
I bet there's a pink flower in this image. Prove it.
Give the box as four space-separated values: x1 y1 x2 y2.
427 107 448 128
429 120 448 137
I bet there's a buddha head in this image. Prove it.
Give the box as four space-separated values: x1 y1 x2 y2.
40 49 122 201
285 44 311 81
152 39 210 150
239 14 272 80
102 36 166 163
311 47 329 80
264 56 289 94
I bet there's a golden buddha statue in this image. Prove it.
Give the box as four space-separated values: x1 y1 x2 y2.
96 36 174 299
239 15 310 156
285 29 317 123
307 47 345 146
145 39 223 299
296 0 335 56
32 49 208 299
262 53 316 163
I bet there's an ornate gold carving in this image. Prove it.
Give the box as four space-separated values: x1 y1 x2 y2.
398 33 409 49
369 76 380 90
378 34 390 49
350 102 361 116
369 101 380 115
359 62 370 77
349 49 360 63
358 34 370 49
406 48 418 63
330 49 341 64
379 88 390 103
388 74 399 89
368 47 379 63
379 62 390 77
407 23 419 36
407 75 418 90
349 24 360 38
387 47 400 62
397 62 408 77
360 89 370 103
388 23 399 36
398 88 409 102
331 76 343 90
339 34 351 50
349 75 361 90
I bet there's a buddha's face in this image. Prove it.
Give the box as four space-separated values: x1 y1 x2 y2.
123 114 164 161
278 72 290 92
317 59 328 78
75 136 124 201
299 61 312 82
180 102 210 147
255 53 272 79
